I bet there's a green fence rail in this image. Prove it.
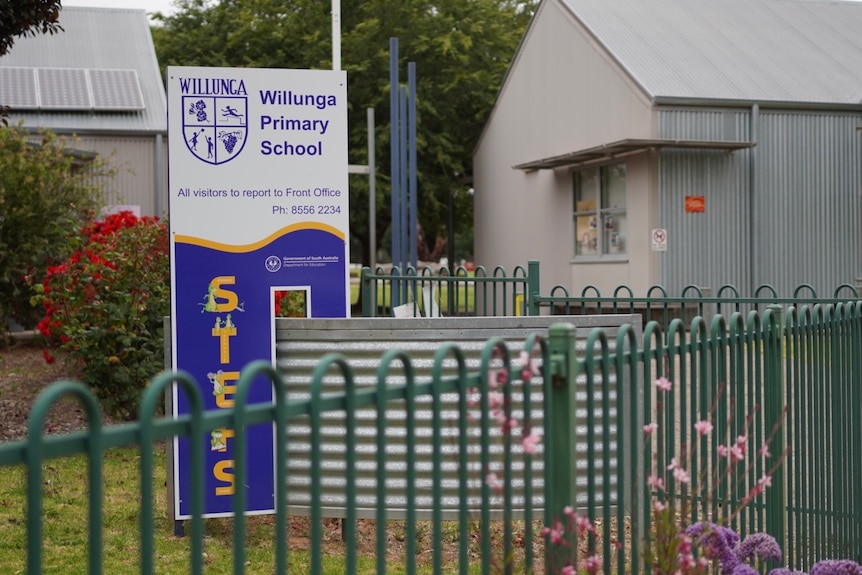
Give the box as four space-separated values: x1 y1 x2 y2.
360 263 533 317
1 303 861 574
361 260 861 325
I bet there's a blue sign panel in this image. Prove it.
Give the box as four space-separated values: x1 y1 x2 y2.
167 66 349 519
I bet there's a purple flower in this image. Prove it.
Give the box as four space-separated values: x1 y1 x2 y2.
768 569 807 575
736 532 782 563
810 560 862 575
731 564 759 575
685 522 741 574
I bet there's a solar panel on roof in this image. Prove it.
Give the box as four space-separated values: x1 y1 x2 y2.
1 66 147 112
90 69 145 111
38 68 91 110
0 67 39 109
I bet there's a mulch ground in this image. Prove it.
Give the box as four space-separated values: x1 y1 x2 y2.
0 342 116 443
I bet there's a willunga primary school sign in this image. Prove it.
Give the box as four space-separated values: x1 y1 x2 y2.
167 66 349 519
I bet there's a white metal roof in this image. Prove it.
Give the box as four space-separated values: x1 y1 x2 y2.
0 6 166 134
561 0 862 105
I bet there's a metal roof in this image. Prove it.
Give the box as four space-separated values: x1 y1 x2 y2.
560 0 862 105
0 7 166 134
512 138 756 171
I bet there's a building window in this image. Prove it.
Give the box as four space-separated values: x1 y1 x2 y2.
573 163 627 258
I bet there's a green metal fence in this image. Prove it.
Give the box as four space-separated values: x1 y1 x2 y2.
360 263 532 317
361 260 861 324
1 303 861 574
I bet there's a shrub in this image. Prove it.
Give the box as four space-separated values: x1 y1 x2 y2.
31 211 169 420
0 125 108 335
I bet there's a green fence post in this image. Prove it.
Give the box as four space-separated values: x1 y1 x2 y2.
545 322 581 568
764 303 786 565
527 260 540 316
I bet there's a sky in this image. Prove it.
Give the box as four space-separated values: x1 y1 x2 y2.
61 0 178 21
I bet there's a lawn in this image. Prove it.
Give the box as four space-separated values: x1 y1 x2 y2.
0 445 504 575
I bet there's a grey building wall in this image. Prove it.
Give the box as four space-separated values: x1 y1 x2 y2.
658 107 862 297
474 0 653 294
76 135 168 217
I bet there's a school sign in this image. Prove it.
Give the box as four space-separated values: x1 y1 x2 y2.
167 66 349 519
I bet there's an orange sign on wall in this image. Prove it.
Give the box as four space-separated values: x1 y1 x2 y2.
685 195 705 213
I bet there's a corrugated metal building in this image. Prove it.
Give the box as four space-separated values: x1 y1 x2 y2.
474 0 862 298
0 7 167 216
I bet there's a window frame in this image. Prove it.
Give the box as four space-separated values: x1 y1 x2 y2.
572 163 628 262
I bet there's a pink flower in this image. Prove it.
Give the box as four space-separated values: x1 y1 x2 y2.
542 520 566 545
522 430 541 454
561 566 575 575
485 472 502 490
488 369 506 389
743 476 772 504
654 500 667 513
488 391 504 409
729 445 745 463
759 444 771 458
694 420 713 436
647 474 665 490
582 554 602 574
644 422 658 435
519 350 541 381
563 505 575 517
575 514 595 536
717 444 728 457
667 457 690 484
672 466 691 484
655 376 673 392
736 435 748 448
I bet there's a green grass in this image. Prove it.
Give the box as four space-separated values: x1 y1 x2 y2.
351 281 478 314
0 447 500 575
0 447 360 575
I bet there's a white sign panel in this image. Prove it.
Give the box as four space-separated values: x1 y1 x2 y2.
651 228 668 252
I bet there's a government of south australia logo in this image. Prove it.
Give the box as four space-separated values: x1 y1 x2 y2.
182 92 248 165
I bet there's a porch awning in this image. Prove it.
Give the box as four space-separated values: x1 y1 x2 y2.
512 138 756 171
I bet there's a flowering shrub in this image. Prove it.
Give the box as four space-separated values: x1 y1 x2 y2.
30 211 169 420
641 376 790 575
0 125 107 335
534 373 862 575
274 290 307 317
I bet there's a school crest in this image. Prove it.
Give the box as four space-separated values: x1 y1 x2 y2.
182 96 248 165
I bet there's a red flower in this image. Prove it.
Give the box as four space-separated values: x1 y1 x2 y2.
42 349 55 364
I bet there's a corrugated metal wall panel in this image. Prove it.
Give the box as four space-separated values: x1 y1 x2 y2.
755 111 862 296
658 107 862 298
75 136 163 216
658 108 753 295
273 315 642 520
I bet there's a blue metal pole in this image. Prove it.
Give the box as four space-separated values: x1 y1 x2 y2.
389 38 400 305
408 62 418 271
398 86 410 280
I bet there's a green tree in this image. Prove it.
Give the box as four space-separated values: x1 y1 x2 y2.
0 0 62 56
152 0 535 265
0 125 108 334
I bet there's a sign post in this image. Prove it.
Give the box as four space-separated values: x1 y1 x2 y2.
167 66 349 519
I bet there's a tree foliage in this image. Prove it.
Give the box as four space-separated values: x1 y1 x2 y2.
0 125 108 334
0 0 62 57
152 0 535 264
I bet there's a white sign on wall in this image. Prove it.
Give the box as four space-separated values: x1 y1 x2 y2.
651 228 668 252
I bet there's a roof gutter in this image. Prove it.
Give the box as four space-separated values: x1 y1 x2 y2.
653 95 862 112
